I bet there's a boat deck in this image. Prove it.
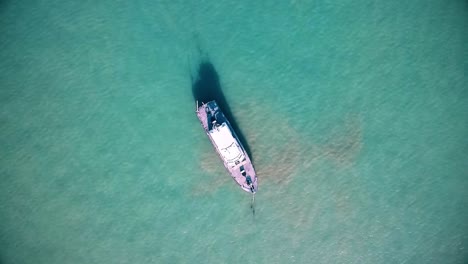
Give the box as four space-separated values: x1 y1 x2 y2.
196 101 258 193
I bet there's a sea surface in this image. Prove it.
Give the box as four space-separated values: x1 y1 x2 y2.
1 1 467 263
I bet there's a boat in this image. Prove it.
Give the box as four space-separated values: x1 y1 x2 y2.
196 100 258 193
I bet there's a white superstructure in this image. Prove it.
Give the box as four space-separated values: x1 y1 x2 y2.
209 123 246 168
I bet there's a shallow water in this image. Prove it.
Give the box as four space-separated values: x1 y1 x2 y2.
1 1 467 263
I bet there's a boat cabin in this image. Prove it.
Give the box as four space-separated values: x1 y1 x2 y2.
209 122 246 168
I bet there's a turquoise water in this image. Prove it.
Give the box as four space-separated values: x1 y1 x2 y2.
1 1 467 263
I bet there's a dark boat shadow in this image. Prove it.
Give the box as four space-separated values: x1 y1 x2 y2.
191 59 253 161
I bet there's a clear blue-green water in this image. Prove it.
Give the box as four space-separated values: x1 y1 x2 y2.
1 1 467 263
